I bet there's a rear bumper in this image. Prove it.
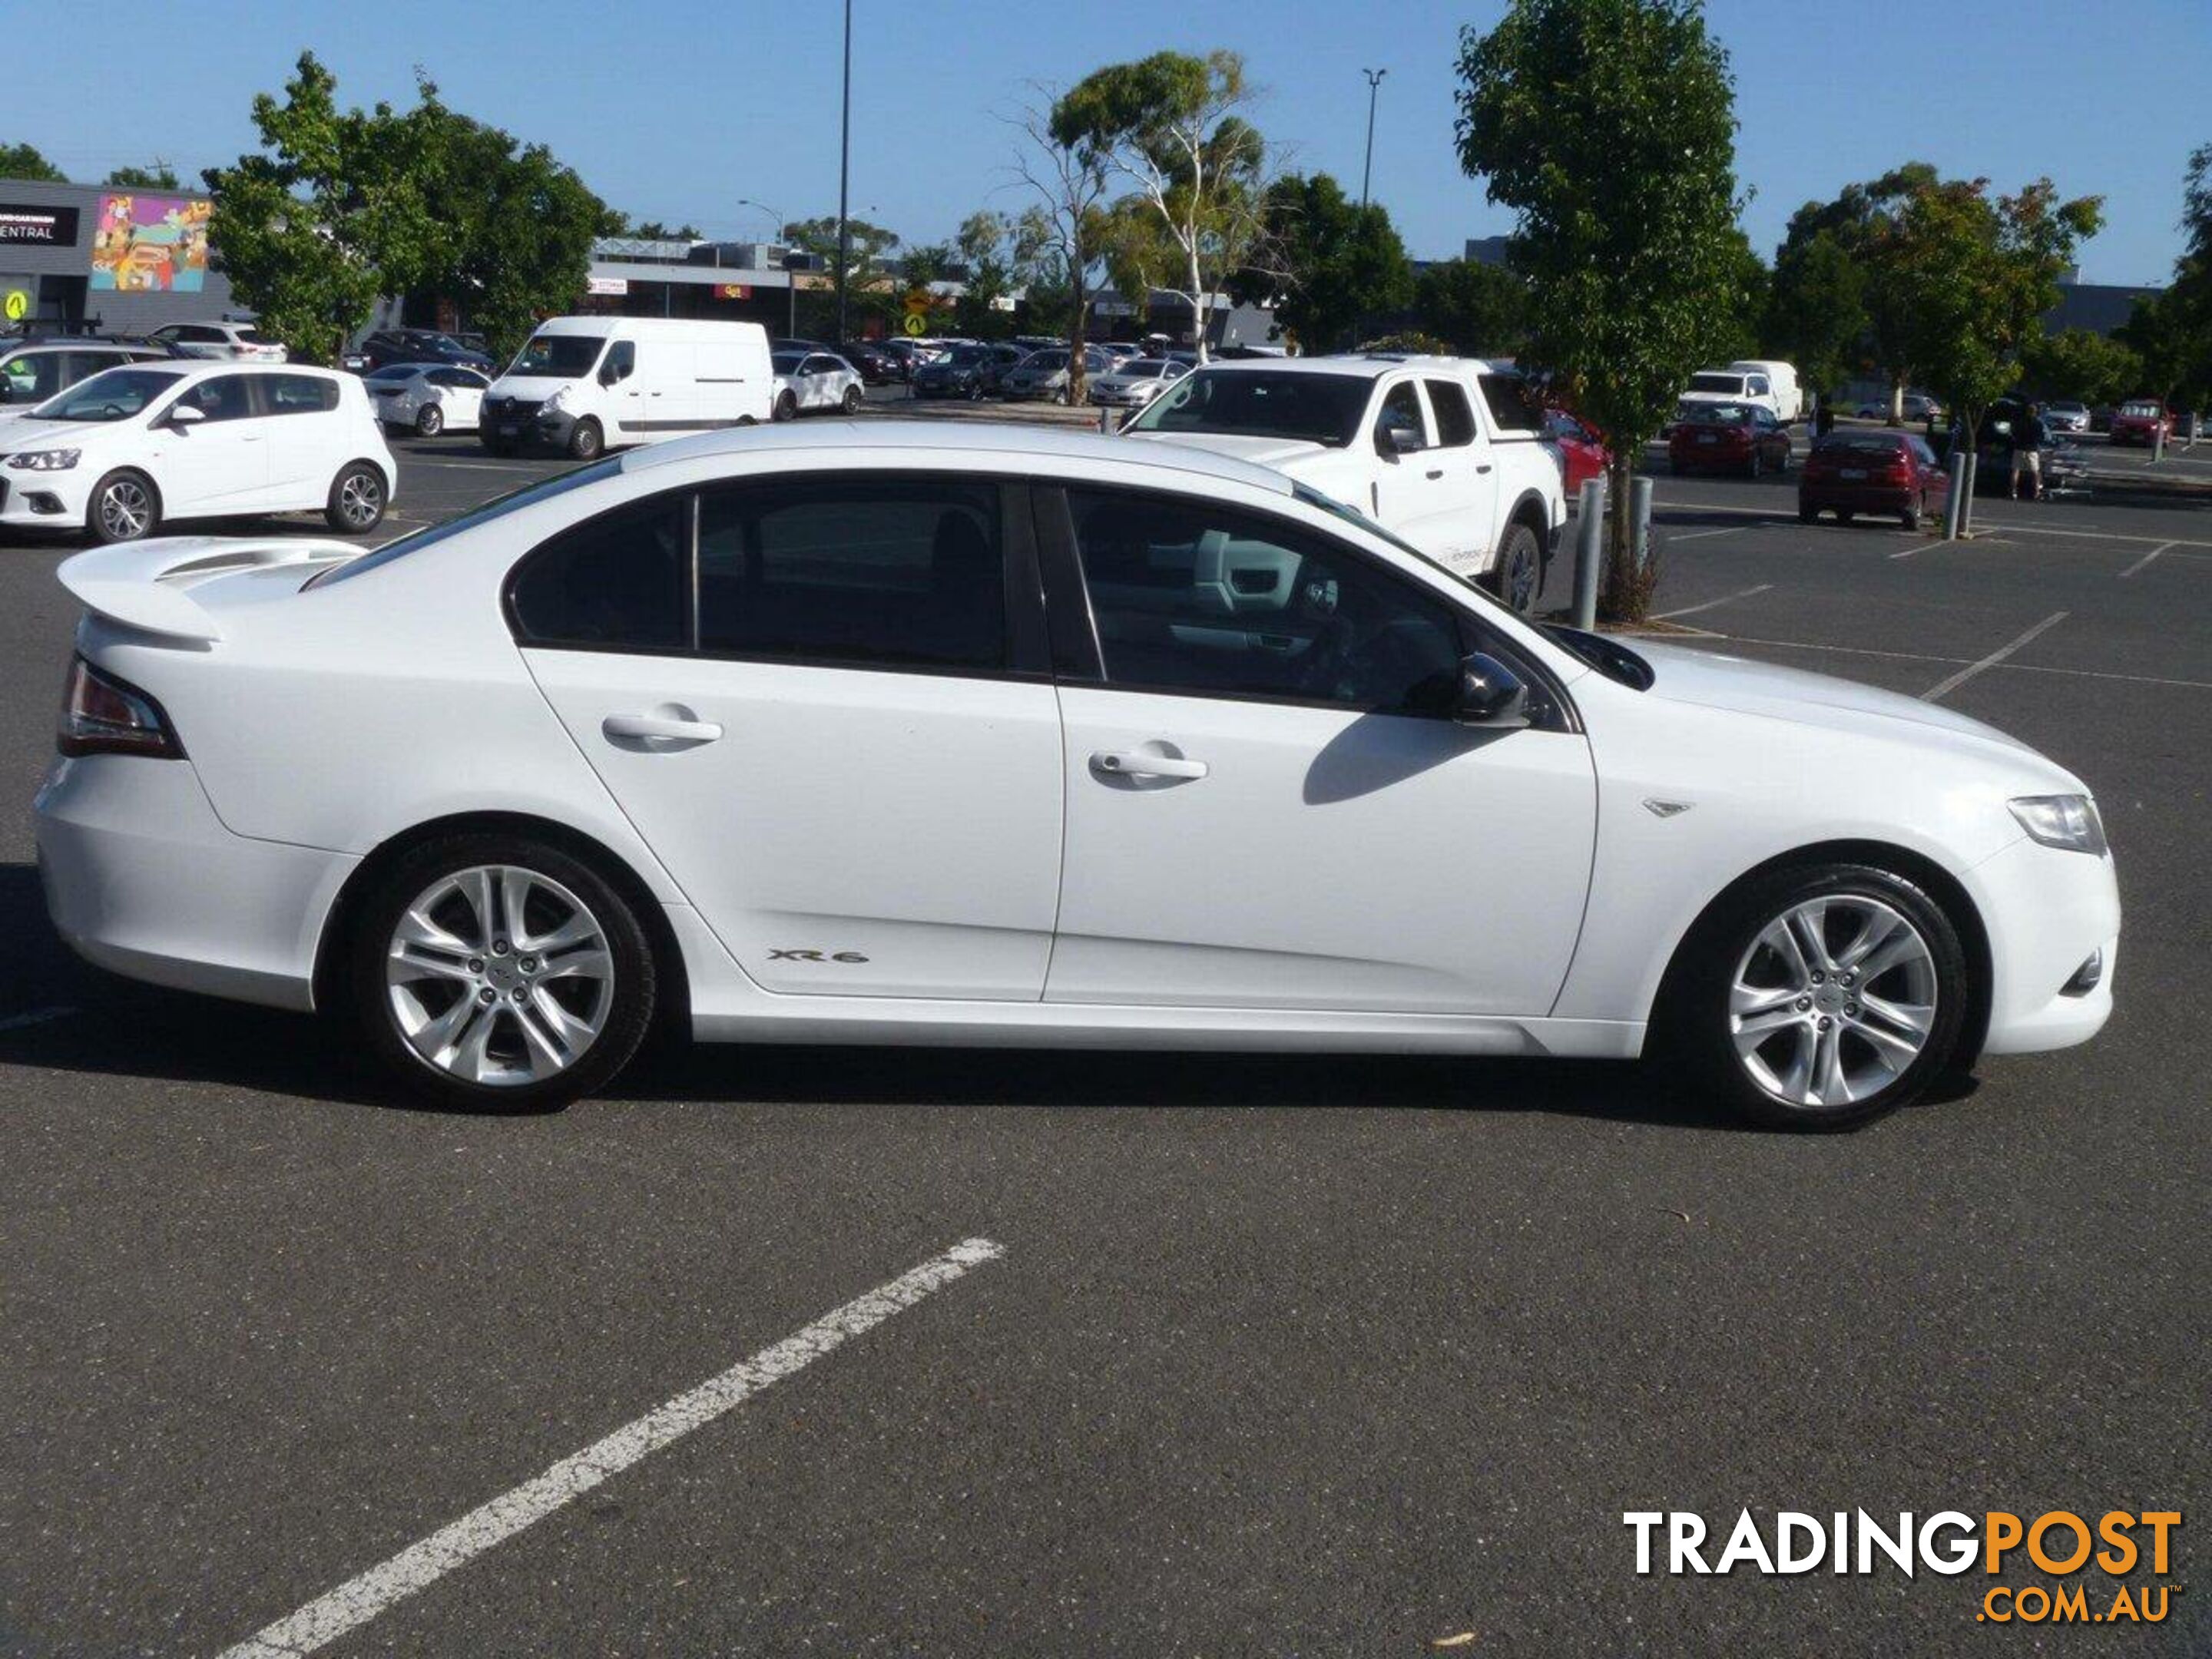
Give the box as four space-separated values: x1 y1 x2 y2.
1801 483 1916 512
1962 834 2121 1056
34 753 355 1012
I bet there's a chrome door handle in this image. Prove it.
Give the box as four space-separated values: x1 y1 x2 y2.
1091 750 1207 780
603 712 724 745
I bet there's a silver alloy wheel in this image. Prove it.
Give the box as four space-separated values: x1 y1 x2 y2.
1729 895 1938 1108
385 865 614 1088
337 469 382 528
98 478 152 539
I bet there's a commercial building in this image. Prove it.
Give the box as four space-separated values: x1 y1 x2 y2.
0 177 241 335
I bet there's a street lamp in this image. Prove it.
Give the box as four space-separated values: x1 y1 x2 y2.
1359 68 1387 214
737 197 795 338
834 0 853 349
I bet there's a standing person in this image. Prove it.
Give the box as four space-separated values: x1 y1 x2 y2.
2008 402 2049 499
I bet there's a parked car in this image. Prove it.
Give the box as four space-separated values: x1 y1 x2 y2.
844 343 896 386
1667 402 1793 477
1854 391 1944 424
482 317 773 459
2108 399 2174 447
144 320 286 363
0 341 168 410
912 344 1000 401
1678 364 1795 423
1123 353 1565 613
0 363 393 543
1798 430 1949 528
772 351 866 419
35 423 2118 1129
1087 356 1190 412
1542 408 1611 495
343 329 498 376
1002 346 1111 403
365 363 492 436
2041 400 2091 435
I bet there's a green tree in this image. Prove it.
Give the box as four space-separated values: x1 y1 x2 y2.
104 163 180 190
204 53 444 365
1773 164 1939 419
1411 257 1529 356
1237 172 1409 353
1054 50 1269 363
1764 225 1867 401
0 143 66 182
2118 145 2212 412
951 210 1022 339
1707 225 1770 365
2018 326 2141 407
1456 0 1745 620
783 214 899 337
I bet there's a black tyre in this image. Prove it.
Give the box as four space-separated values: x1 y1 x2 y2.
1798 499 1818 524
480 435 514 458
1837 508 1855 525
1488 522 1543 614
1747 448 1764 478
325 462 387 534
86 469 161 544
1657 861 1969 1131
1900 498 1920 530
567 418 604 461
774 390 797 422
842 385 863 415
416 402 445 437
348 833 658 1113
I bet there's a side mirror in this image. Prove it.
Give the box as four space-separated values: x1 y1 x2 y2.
1380 424 1425 457
1455 651 1529 728
167 402 206 429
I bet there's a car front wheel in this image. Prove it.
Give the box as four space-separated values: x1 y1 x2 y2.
87 469 161 544
1661 862 1969 1130
349 835 657 1113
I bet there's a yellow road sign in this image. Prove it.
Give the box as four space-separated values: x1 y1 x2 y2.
2 290 28 322
902 311 926 336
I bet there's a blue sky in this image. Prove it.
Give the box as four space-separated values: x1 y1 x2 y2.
9 0 2204 284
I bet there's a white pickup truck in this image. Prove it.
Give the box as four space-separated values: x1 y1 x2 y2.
1119 353 1566 613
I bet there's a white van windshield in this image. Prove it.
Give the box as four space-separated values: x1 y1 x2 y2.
508 333 605 379
1688 373 1748 395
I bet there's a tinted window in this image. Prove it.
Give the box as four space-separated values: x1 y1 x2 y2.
1068 488 1463 715
510 495 687 649
2 352 65 403
697 478 1004 671
174 374 257 422
604 339 635 380
265 373 339 414
1425 378 1478 448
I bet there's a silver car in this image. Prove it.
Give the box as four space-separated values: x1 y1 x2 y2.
144 320 287 362
1088 356 1191 410
1000 346 1111 403
2042 400 2091 435
771 350 865 419
364 363 492 435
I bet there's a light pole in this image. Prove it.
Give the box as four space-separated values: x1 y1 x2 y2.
1359 68 1387 214
834 0 853 349
737 197 794 339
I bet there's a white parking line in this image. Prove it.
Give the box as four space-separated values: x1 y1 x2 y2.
215 1237 1005 1659
1975 520 2212 549
0 1005 76 1032
1651 583 1772 621
1919 612 2070 702
2118 541 2176 578
1706 633 2212 691
1664 527 1746 543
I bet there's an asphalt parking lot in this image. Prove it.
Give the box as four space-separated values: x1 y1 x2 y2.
1 420 2205 1657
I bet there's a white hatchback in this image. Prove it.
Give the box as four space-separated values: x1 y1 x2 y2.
33 426 2116 1128
0 363 396 543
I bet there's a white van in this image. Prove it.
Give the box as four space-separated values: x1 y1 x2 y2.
1679 361 1802 424
480 317 773 459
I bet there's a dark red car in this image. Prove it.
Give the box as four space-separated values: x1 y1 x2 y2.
2108 399 2174 447
1667 402 1793 477
1544 409 1611 494
1798 430 1950 528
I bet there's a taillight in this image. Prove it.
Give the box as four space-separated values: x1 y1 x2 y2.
58 655 184 759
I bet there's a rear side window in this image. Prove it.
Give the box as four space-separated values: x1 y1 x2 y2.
1425 379 1478 448
697 478 1005 671
510 495 688 649
265 373 339 414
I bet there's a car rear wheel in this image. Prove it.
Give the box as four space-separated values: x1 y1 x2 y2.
1660 862 1968 1131
774 390 797 422
1488 522 1543 614
326 462 386 533
415 403 444 437
842 385 863 415
350 835 657 1113
87 469 161 544
1798 500 1818 523
1900 497 1921 530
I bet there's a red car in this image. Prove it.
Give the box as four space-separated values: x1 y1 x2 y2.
2108 399 2174 447
1798 430 1951 528
1544 409 1611 494
1667 402 1793 477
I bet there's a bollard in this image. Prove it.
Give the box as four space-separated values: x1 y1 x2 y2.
1943 452 1967 540
1959 450 1978 537
1099 404 1114 435
1573 477 1604 631
2152 419 2166 465
1631 475 1654 578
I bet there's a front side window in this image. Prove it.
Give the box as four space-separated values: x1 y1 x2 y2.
509 495 687 650
1425 379 1478 448
1376 382 1427 448
697 478 1005 671
1066 488 1464 716
172 374 257 422
604 340 635 381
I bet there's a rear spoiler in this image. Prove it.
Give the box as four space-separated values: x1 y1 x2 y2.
56 536 360 644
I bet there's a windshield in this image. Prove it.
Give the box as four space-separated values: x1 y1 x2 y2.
310 459 623 589
1022 351 1068 371
32 368 184 422
949 346 991 366
2120 401 2161 416
508 333 605 379
1128 368 1371 446
366 365 420 382
1687 373 1747 395
771 353 804 373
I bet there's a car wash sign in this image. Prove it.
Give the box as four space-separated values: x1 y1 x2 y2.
0 204 78 247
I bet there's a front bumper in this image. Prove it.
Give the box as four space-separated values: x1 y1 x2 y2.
1962 833 2121 1055
35 753 356 1012
0 468 95 527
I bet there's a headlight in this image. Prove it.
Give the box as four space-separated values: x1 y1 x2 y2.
542 384 572 413
7 449 81 471
2008 794 2107 856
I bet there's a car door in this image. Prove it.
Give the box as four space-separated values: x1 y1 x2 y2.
259 372 343 503
435 367 487 429
1045 485 1598 1013
517 471 1065 1000
800 355 837 409
1419 376 1496 568
154 372 272 512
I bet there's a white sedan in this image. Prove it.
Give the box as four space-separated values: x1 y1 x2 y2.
770 350 864 420
363 363 492 435
35 426 2117 1125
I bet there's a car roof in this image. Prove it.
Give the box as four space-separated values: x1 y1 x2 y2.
621 420 1297 498
84 360 344 385
1189 353 1482 381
